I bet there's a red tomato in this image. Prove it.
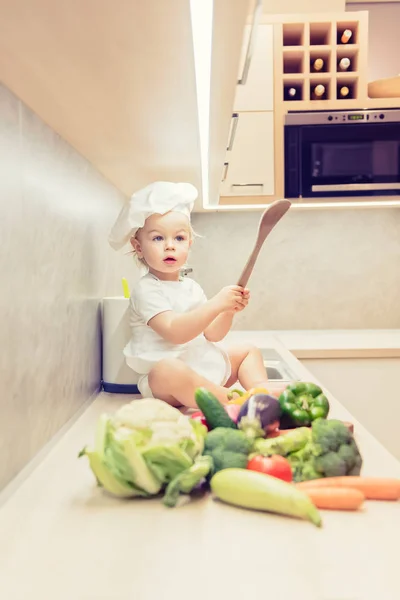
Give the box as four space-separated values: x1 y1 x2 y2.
190 412 209 429
247 455 293 482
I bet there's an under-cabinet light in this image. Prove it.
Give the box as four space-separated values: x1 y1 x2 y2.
203 200 400 211
190 0 213 207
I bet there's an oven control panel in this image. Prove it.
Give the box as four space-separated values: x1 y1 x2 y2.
285 109 400 126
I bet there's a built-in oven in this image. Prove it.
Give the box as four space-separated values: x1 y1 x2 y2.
284 108 400 199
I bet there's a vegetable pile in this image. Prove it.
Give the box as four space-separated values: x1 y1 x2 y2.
79 383 400 527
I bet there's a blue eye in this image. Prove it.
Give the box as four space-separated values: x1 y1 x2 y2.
153 235 163 242
176 235 186 242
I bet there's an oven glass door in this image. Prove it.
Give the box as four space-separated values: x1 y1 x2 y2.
301 122 400 196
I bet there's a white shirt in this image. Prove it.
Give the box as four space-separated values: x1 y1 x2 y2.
124 273 231 385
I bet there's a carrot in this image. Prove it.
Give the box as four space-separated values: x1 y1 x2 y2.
302 487 364 511
297 477 400 501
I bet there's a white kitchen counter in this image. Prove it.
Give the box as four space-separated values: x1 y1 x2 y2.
226 329 400 358
1 337 400 600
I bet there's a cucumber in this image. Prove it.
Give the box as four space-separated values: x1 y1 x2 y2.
210 468 322 527
194 388 237 430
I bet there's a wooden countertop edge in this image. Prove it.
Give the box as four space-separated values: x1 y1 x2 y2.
292 348 400 359
227 330 400 358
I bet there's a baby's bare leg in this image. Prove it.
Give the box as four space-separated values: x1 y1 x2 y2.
225 344 286 397
225 344 268 388
148 358 230 409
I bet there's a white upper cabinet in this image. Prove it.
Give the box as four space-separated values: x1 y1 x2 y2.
220 111 275 197
233 23 274 112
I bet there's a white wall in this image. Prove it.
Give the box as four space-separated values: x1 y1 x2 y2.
348 2 400 80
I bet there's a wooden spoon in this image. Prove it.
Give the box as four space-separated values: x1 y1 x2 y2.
236 199 291 288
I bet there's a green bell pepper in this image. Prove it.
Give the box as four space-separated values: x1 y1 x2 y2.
278 382 329 428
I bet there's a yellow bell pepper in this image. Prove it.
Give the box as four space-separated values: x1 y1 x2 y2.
227 386 269 406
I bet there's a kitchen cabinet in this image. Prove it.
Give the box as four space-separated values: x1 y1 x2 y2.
234 23 274 112
220 111 275 197
211 9 400 210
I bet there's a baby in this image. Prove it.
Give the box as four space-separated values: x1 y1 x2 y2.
109 181 273 409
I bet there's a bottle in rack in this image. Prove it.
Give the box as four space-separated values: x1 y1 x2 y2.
311 58 324 72
339 29 353 44
338 57 351 71
311 84 326 100
338 85 350 99
284 84 301 101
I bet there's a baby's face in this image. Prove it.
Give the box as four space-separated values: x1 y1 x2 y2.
133 211 192 279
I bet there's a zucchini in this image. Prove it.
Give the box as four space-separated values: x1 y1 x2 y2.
211 468 322 527
194 388 237 430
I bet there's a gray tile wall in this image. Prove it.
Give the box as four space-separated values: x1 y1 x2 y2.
0 85 138 490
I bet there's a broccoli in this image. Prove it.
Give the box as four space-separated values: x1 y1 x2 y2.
287 418 363 482
203 427 252 473
311 417 352 453
286 444 321 482
315 452 348 477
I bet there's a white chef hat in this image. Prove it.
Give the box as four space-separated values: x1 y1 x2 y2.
108 181 198 251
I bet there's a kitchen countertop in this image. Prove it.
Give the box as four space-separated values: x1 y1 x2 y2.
1 338 400 600
226 329 400 358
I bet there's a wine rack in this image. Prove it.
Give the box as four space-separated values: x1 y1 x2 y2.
277 12 368 108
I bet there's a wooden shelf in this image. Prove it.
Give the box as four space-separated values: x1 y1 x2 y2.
277 11 369 108
365 96 400 108
283 73 306 80
309 22 332 46
336 71 360 79
283 49 305 74
282 23 305 46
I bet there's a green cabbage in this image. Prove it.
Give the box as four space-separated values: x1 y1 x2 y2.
79 399 209 506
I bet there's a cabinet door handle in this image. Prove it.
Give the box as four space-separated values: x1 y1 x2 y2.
231 183 264 188
231 183 264 196
226 113 239 151
221 162 229 182
237 0 263 85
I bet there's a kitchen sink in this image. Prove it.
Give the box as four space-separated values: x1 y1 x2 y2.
265 366 286 380
262 348 298 382
265 363 297 382
227 349 298 395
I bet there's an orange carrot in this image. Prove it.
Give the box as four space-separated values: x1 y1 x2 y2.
297 477 400 501
302 487 364 511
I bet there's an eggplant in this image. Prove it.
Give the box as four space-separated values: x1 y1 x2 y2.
237 394 282 440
